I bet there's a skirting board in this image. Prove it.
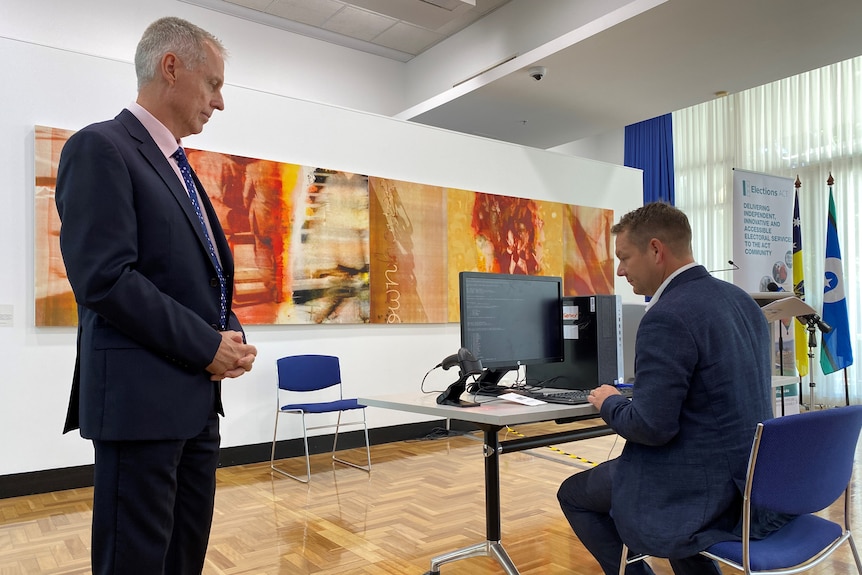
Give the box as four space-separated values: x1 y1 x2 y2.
0 419 480 499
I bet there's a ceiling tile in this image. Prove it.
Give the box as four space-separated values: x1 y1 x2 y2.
214 0 514 60
425 0 476 10
322 6 397 41
266 0 345 27
374 21 445 55
434 0 511 35
347 0 474 29
223 0 275 10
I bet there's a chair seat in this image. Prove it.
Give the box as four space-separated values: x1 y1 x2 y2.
706 514 843 571
280 398 365 413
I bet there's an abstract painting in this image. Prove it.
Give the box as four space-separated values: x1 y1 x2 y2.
34 125 612 327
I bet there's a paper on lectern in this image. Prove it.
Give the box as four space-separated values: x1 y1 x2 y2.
758 296 818 323
749 292 789 307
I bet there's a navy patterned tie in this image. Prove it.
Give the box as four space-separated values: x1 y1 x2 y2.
172 147 227 330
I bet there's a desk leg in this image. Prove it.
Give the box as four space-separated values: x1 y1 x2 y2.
424 424 519 575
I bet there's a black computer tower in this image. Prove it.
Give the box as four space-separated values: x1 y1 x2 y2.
526 294 623 389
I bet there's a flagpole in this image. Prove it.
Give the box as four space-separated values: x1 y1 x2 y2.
807 320 817 409
792 175 804 412
835 174 850 408
822 172 833 411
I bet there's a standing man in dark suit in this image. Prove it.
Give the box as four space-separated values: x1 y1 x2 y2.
557 202 775 575
55 17 257 575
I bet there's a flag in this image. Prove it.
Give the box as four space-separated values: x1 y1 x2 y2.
820 189 853 374
792 189 808 376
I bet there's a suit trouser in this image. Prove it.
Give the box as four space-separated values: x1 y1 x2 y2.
91 412 220 575
557 460 721 575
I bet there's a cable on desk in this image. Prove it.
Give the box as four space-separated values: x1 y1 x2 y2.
419 366 437 394
420 365 481 396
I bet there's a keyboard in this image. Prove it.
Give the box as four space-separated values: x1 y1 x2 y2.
518 387 633 405
520 389 592 405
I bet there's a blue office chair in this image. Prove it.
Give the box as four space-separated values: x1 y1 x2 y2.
619 406 862 575
270 354 371 483
701 405 862 574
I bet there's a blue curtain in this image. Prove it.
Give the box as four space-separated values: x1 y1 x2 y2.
624 114 675 205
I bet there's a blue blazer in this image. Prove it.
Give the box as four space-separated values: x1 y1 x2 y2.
600 265 773 558
56 109 242 441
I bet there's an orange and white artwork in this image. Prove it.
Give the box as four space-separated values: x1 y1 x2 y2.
446 189 565 322
34 125 612 328
563 204 615 296
369 177 447 324
34 126 77 327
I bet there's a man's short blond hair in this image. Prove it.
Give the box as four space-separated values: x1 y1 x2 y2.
611 202 692 256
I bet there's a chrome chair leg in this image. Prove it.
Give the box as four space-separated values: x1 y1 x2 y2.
271 411 312 483
332 411 372 472
619 544 649 575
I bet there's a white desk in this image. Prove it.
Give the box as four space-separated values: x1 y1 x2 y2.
358 393 611 575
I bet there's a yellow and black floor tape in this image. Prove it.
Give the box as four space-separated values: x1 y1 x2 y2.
505 425 600 467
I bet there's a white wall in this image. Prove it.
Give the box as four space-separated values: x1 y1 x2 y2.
0 0 406 116
550 130 626 166
0 0 642 476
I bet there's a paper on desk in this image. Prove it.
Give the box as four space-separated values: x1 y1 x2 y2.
759 296 818 323
499 392 546 406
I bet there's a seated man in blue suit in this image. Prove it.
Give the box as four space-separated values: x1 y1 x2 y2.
557 202 775 575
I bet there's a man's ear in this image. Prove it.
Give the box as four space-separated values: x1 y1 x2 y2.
649 238 663 261
161 53 179 84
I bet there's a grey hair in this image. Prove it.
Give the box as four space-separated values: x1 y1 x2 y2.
134 16 227 90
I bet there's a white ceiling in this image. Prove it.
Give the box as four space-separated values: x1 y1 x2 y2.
188 0 512 61
188 0 862 149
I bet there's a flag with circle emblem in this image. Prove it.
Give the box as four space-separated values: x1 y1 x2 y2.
819 189 853 374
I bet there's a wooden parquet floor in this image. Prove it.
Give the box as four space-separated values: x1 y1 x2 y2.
2 421 861 574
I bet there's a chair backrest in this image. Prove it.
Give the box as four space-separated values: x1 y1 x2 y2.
748 405 862 516
276 354 342 393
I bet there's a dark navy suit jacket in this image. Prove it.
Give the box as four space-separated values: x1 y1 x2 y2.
56 109 242 441
600 265 773 558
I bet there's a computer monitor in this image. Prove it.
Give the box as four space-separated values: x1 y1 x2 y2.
459 271 564 389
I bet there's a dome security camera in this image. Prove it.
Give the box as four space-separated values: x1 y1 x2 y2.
528 66 547 81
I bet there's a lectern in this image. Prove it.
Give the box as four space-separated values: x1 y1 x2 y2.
750 293 831 410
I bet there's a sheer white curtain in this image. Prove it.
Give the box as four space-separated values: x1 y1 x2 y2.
673 55 862 405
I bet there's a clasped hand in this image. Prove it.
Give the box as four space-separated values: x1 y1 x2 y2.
207 330 258 381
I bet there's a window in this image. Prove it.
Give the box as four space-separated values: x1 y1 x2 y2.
673 55 862 405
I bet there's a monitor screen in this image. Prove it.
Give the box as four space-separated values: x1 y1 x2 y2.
459 271 564 385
